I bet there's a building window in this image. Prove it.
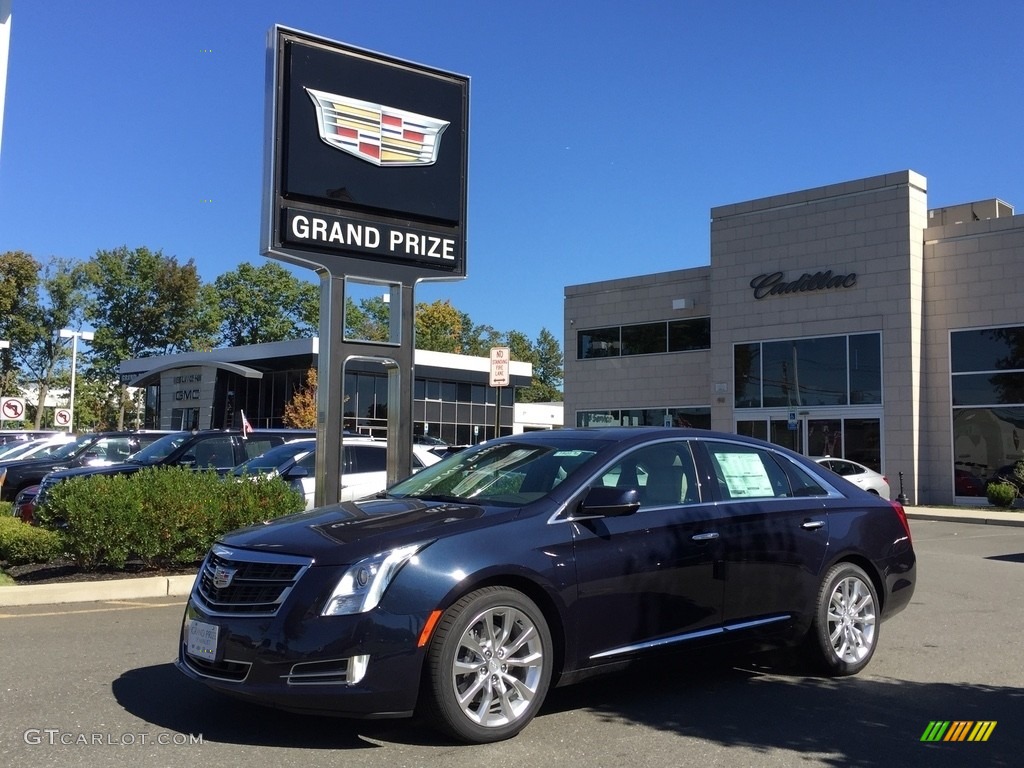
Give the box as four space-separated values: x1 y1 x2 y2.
578 327 620 359
951 325 1024 497
668 318 711 352
576 407 710 429
621 323 668 356
578 318 710 360
734 333 881 409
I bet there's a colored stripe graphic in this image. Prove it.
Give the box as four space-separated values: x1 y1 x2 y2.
921 721 996 742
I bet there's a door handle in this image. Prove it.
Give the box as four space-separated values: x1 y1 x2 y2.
801 520 825 530
691 532 720 541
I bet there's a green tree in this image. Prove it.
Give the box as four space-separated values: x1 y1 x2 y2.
520 328 563 402
13 258 89 428
0 251 41 400
213 261 318 346
345 295 391 342
457 312 504 357
82 245 212 427
415 299 463 353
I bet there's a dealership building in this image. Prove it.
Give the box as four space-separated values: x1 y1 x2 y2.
119 340 543 445
564 170 1024 506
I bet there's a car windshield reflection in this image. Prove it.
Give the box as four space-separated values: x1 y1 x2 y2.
127 432 191 464
387 439 601 505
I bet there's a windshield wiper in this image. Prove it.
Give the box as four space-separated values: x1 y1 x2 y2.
410 493 470 504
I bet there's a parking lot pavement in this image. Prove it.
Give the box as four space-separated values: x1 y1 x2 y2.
0 505 1020 608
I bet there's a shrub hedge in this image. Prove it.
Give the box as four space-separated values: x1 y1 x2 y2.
985 481 1017 508
34 467 306 569
0 515 63 565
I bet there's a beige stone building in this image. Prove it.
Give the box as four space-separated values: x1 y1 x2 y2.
565 170 1024 505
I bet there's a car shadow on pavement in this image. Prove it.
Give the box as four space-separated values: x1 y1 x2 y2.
111 663 448 750
114 654 1022 762
536 650 1021 767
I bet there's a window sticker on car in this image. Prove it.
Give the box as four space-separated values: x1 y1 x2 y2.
714 452 774 497
553 450 585 457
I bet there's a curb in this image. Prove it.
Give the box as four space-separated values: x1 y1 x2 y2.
0 573 196 608
905 508 1024 528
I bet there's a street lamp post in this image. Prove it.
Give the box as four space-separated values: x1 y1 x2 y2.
59 329 94 431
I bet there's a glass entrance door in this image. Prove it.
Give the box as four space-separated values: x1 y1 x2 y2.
737 413 883 473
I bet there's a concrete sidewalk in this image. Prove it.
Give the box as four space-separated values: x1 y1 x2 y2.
1 505 1021 608
0 572 197 608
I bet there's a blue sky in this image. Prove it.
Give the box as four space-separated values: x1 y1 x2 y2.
2 1 1022 348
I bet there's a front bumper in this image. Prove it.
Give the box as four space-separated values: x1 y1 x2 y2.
176 563 429 719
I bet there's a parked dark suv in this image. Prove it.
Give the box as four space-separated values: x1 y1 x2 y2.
0 431 171 502
35 428 313 506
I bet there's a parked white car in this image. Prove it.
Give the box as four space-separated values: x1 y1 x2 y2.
813 457 890 498
0 433 76 462
232 438 443 508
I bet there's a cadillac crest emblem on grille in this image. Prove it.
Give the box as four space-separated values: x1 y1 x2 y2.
212 565 237 589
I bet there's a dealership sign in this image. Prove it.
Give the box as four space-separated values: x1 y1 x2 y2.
749 269 858 300
262 26 469 282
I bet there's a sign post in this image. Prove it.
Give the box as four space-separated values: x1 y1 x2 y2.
490 347 510 439
262 26 469 503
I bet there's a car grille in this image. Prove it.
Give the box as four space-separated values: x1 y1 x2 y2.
192 545 313 617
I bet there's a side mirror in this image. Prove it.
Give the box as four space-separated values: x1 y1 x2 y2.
283 465 309 480
580 486 641 517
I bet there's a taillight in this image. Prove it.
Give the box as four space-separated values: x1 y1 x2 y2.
889 500 912 544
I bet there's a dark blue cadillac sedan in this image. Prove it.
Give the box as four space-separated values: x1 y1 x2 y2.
176 428 916 743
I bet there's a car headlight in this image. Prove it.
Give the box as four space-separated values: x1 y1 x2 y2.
322 543 427 617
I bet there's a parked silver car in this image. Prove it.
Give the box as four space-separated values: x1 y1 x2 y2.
814 457 890 498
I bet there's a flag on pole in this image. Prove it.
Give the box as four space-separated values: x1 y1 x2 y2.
240 410 253 438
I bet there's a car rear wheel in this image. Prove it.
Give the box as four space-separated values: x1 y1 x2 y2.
806 562 879 676
421 586 552 743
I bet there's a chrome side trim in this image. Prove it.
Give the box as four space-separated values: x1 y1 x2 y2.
589 615 790 660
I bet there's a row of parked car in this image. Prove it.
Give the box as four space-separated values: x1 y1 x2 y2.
0 428 448 523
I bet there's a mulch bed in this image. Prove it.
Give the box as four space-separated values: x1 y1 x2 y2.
4 558 198 585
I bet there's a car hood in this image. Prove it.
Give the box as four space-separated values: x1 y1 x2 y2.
218 497 511 566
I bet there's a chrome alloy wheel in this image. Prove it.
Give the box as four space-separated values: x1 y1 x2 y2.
826 575 876 664
450 605 546 728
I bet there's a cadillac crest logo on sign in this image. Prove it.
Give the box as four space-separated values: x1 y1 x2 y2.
306 88 450 167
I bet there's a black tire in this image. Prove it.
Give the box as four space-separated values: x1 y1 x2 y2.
806 562 880 676
421 586 552 743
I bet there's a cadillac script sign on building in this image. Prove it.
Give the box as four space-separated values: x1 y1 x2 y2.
261 26 469 282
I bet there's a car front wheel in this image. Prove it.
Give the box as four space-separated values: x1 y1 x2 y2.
806 562 879 676
421 586 552 743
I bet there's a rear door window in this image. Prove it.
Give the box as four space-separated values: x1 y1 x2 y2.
349 444 387 473
703 442 792 500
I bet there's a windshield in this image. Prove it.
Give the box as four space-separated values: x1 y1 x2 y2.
48 434 99 460
232 440 315 476
127 432 192 464
387 438 602 505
